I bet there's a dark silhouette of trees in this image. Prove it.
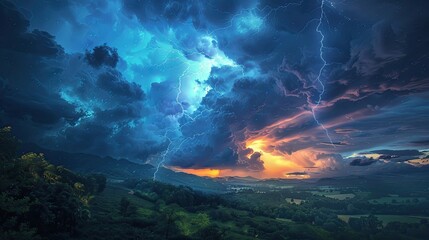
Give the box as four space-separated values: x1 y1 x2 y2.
349 215 382 234
0 127 106 239
119 197 137 217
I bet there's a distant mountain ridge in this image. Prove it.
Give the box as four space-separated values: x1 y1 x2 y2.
20 143 429 194
22 144 227 193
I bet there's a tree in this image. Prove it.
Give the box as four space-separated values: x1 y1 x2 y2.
0 127 19 161
160 204 181 239
119 197 136 217
92 174 107 193
0 128 99 238
349 215 382 234
198 224 225 240
175 212 210 236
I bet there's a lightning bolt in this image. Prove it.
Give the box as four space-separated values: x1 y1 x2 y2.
153 135 172 181
152 56 209 180
176 64 195 120
258 0 304 21
152 1 320 179
208 0 304 36
152 62 191 181
310 0 336 148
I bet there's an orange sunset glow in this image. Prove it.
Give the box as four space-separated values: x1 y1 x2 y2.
245 138 302 178
172 110 349 179
173 168 221 177
172 135 322 179
169 109 342 179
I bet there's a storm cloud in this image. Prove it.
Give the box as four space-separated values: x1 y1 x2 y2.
1 0 429 178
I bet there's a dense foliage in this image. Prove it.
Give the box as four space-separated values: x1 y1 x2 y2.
0 127 106 239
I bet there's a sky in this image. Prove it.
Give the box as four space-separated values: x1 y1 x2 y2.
1 0 429 179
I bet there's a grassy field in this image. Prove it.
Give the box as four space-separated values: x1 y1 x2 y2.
276 218 294 223
90 183 155 219
325 193 355 200
338 214 429 226
82 182 429 239
85 183 316 240
310 191 356 200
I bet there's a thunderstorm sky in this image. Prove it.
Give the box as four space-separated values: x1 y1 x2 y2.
1 0 429 178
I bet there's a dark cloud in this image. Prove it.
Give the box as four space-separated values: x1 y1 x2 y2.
0 0 162 162
286 172 306 175
410 140 429 147
0 1 63 56
285 172 309 176
0 1 77 131
203 0 255 27
122 0 255 31
1 0 429 177
229 78 306 131
94 104 143 123
97 70 145 101
368 149 422 157
0 1 29 34
172 145 210 168
85 44 119 68
246 152 264 171
0 88 82 125
369 149 426 163
149 81 183 116
276 138 314 155
350 157 377 167
122 0 202 30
